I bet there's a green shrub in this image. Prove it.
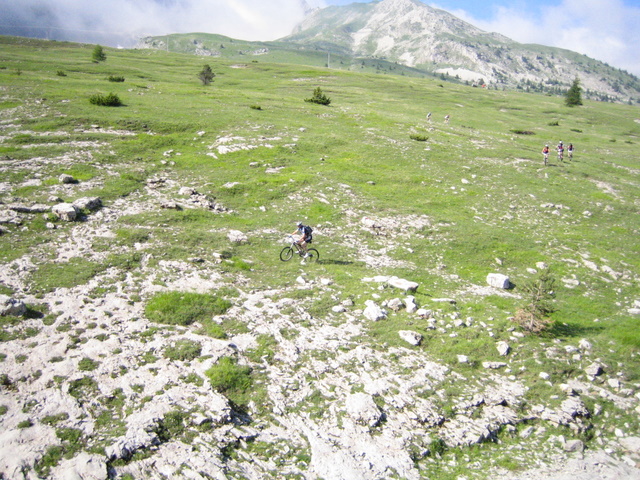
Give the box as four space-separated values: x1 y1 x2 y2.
108 75 125 82
41 412 69 426
34 445 64 477
250 105 262 110
145 291 232 326
56 70 66 77
17 419 33 429
91 45 106 63
410 133 429 141
513 269 556 334
305 87 331 106
198 64 215 85
510 129 535 135
89 92 122 107
163 339 202 361
78 357 100 371
205 356 252 407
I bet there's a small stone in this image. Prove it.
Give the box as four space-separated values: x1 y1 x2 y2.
399 330 423 346
59 173 75 184
496 341 510 356
585 362 604 377
563 439 584 453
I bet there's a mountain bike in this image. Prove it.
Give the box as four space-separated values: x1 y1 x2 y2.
280 236 319 262
557 148 564 162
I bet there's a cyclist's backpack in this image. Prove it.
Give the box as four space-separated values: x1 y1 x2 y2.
303 225 313 242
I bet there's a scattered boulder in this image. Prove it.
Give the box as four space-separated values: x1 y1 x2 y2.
487 273 512 289
496 341 510 356
404 296 418 313
52 203 78 221
0 295 27 317
585 362 604 377
59 174 76 184
563 439 585 453
363 300 387 321
482 362 507 369
399 330 423 346
8 203 50 214
228 230 248 243
387 298 404 312
388 276 419 293
345 392 382 428
72 196 102 211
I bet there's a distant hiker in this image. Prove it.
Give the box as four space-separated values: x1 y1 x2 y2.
444 114 450 124
292 221 313 257
427 112 432 122
556 141 564 162
567 143 574 160
542 145 550 165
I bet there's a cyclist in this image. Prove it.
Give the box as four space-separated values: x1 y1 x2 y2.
292 221 313 257
542 144 550 165
567 143 574 160
556 141 564 162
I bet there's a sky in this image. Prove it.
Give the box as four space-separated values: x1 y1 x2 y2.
0 0 638 75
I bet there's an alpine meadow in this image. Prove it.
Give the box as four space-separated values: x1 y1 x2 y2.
0 35 639 480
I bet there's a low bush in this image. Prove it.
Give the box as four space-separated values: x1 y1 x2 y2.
108 75 125 82
145 291 232 326
410 133 429 141
305 87 331 106
510 129 535 135
205 356 253 408
89 92 122 107
78 357 99 371
513 269 556 334
163 339 202 362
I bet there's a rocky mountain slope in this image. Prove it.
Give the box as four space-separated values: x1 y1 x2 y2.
1 37 640 480
284 0 640 103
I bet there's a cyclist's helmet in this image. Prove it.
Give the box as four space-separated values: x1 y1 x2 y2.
546 144 549 147
296 221 303 227
559 141 563 144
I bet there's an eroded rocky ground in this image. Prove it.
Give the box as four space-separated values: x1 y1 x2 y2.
1 100 640 480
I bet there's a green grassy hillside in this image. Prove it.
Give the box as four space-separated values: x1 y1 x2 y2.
1 35 639 478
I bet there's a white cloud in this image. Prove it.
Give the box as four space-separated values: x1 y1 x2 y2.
0 0 308 44
446 0 640 75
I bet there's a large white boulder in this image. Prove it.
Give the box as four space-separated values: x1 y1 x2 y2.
486 273 511 289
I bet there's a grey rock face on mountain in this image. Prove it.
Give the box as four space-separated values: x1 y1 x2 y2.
284 0 640 102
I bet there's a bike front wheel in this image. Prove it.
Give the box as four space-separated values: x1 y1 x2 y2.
305 248 319 262
280 247 294 262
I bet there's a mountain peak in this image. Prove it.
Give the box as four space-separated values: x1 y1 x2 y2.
285 1 639 102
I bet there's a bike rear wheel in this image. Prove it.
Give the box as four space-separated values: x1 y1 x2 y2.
305 248 319 262
280 247 294 261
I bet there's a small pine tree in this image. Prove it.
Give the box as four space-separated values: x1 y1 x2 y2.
198 64 215 85
91 45 106 63
565 77 583 106
305 87 331 106
513 269 556 334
